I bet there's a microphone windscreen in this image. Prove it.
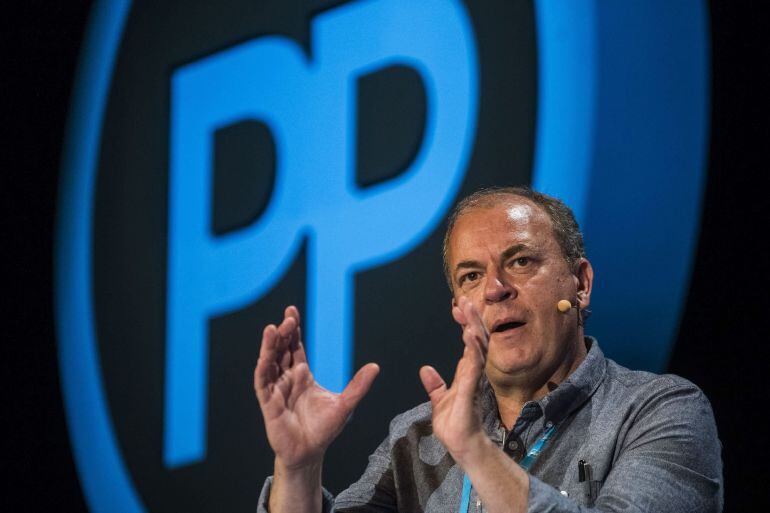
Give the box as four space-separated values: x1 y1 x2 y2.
557 299 573 313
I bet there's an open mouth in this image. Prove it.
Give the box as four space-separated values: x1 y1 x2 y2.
493 321 525 333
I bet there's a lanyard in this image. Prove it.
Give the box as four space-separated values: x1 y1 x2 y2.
458 423 557 513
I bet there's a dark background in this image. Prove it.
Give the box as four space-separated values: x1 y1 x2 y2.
3 1 769 511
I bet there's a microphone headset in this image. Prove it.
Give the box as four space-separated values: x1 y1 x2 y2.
556 298 591 326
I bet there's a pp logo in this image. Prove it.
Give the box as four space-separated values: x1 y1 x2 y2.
165 0 478 468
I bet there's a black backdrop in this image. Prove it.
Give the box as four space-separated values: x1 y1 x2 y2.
3 1 770 511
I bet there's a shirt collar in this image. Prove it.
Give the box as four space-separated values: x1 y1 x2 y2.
481 337 607 436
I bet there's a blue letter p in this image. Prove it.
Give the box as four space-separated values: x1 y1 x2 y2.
165 0 478 468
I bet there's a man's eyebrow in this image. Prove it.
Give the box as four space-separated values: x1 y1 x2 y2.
453 244 533 274
454 260 483 272
501 243 529 261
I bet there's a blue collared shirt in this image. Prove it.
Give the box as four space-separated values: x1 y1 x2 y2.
258 339 723 512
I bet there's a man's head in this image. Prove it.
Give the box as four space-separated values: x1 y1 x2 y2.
443 187 593 386
443 187 586 291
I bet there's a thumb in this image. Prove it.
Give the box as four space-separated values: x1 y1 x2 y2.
419 365 447 405
340 363 380 412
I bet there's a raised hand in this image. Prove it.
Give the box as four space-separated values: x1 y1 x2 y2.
419 296 489 464
254 306 379 470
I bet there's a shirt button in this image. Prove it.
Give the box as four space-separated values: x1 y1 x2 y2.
545 420 554 429
560 490 569 497
507 440 519 451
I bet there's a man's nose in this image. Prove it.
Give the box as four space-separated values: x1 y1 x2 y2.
484 269 515 303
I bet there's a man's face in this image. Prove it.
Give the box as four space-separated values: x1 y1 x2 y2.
447 197 590 384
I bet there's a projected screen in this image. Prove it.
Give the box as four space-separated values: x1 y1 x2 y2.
56 1 708 511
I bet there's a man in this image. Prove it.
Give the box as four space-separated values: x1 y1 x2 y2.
254 187 723 512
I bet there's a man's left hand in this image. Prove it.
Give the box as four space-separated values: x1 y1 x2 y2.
419 296 489 466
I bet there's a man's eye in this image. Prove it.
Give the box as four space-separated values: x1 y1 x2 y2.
510 256 531 267
460 271 480 284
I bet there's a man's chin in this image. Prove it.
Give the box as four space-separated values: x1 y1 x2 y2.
486 353 538 381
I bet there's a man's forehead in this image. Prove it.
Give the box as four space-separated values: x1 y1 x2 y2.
457 196 550 230
449 197 556 254
502 200 540 224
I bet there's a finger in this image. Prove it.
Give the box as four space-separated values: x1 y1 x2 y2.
461 323 486 370
291 331 308 364
285 305 300 324
254 359 270 405
255 324 280 404
452 304 467 326
260 363 294 420
462 298 487 337
462 301 489 356
276 315 297 369
260 361 314 422
282 306 300 349
340 363 380 412
276 314 297 352
454 343 483 402
259 324 278 359
284 362 314 410
419 365 447 405
276 314 297 340
449 322 485 400
285 306 308 365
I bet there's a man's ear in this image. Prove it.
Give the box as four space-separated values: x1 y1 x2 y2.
574 258 594 310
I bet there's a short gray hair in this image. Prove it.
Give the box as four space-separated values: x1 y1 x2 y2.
442 186 586 291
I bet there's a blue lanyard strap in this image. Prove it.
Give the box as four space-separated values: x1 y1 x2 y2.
519 423 557 472
458 423 557 513
459 474 473 513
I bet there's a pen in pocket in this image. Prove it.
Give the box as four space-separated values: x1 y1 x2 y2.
578 460 592 499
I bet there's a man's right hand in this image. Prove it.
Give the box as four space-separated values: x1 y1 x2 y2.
254 305 380 471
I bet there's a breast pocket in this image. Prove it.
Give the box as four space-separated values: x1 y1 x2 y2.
562 480 603 507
